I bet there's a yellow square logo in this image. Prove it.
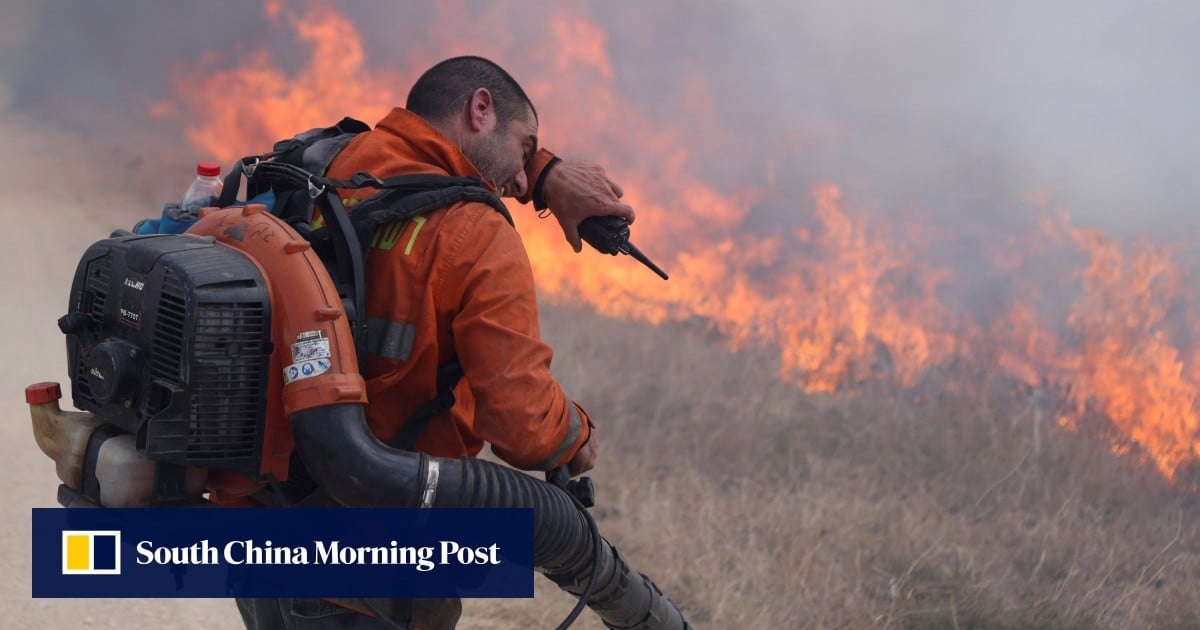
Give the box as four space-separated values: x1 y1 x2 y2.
61 530 121 575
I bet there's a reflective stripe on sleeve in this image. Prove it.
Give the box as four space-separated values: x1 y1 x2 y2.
366 317 417 361
533 402 583 471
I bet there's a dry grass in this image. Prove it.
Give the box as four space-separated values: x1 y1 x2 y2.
35 116 1200 628
459 303 1200 629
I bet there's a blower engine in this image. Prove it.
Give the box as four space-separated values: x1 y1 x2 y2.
28 204 690 629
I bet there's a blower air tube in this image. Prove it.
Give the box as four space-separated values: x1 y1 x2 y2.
291 405 690 630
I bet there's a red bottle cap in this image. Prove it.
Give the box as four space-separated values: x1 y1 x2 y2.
197 161 221 177
25 382 62 404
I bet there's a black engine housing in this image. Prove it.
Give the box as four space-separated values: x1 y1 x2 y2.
63 232 272 473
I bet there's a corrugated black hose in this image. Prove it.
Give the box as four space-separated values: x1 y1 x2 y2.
291 404 690 629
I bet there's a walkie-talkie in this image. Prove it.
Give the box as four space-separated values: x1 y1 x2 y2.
578 216 669 280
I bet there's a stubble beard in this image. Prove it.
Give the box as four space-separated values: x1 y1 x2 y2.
464 127 514 193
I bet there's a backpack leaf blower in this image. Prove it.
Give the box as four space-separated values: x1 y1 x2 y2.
29 198 689 629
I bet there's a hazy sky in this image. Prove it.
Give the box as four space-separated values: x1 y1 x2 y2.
4 0 1197 238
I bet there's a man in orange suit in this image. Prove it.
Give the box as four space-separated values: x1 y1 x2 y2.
238 56 633 630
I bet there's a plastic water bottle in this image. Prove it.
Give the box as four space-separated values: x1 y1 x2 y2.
131 161 224 235
180 161 224 218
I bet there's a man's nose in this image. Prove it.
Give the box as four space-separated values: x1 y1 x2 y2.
509 170 529 199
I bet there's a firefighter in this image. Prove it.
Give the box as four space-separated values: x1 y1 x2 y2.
237 56 628 629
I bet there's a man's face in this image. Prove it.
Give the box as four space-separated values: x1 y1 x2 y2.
464 105 538 198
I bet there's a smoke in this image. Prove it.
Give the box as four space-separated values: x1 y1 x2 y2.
595 0 1200 239
8 0 1200 478
725 0 1200 239
7 0 1198 237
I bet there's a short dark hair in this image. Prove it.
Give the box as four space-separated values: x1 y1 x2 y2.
406 56 536 131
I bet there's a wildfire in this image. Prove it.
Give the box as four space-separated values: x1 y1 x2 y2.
160 1 1199 482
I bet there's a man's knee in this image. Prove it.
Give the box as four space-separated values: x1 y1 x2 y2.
237 596 460 629
411 598 462 630
237 598 370 629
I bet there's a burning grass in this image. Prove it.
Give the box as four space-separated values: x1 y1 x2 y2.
157 0 1200 484
461 303 1200 629
24 116 1200 627
40 103 1200 628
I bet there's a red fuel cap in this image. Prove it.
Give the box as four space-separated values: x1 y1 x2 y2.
25 382 62 405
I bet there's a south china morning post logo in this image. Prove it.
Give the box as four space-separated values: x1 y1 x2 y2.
61 530 121 575
34 508 533 598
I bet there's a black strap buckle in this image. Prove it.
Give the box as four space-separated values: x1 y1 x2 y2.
243 157 261 178
347 171 385 189
307 176 327 199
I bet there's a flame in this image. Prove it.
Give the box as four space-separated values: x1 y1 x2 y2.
161 1 402 161
1065 230 1200 476
160 1 1199 482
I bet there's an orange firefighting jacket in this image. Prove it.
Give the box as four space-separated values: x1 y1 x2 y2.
323 107 591 471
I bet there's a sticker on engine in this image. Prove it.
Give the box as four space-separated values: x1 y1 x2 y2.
291 331 331 363
283 358 332 384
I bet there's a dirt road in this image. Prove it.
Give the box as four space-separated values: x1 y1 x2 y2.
1 111 245 629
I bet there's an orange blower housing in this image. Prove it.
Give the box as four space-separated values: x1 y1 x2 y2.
56 205 365 505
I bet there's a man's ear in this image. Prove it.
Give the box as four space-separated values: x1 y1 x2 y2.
467 88 494 133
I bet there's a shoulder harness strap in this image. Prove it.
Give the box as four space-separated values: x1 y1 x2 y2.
220 123 510 453
388 360 464 451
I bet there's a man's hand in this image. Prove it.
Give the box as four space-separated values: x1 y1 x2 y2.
566 429 598 476
542 160 635 253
